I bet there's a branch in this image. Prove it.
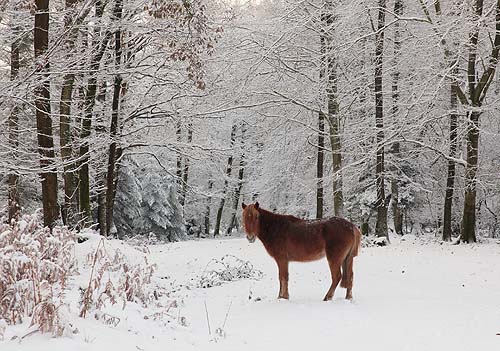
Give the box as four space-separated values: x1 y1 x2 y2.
452 83 469 105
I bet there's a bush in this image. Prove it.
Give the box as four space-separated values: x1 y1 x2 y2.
0 212 76 336
198 255 263 288
79 238 159 319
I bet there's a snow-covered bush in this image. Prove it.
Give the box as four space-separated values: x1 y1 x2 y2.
199 255 263 288
0 212 76 336
114 156 186 242
79 239 159 319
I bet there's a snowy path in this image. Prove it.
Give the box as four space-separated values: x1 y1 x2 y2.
5 237 500 350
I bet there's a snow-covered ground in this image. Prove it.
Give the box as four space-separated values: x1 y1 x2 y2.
3 234 500 350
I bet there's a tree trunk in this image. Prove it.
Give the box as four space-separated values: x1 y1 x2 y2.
391 0 403 235
458 0 500 242
176 120 183 186
8 22 21 222
105 0 124 236
79 1 111 225
374 0 388 239
214 124 237 236
321 0 344 218
326 49 344 218
95 81 107 235
227 124 246 234
204 178 214 236
34 0 59 228
460 111 479 243
442 67 459 241
316 111 325 219
180 121 193 207
59 0 81 227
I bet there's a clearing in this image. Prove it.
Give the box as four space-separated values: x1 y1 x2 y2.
3 235 500 351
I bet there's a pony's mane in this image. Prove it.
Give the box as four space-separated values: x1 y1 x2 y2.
258 207 302 221
256 207 304 235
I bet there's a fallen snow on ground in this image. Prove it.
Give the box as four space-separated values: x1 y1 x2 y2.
2 234 500 350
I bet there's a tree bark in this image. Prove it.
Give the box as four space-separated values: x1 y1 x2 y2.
214 124 237 236
459 0 500 242
442 67 458 241
325 42 344 218
105 0 124 236
8 21 21 222
59 0 80 227
316 111 325 219
374 0 388 239
176 120 183 187
180 121 193 207
391 0 403 235
460 111 479 243
79 1 111 225
322 0 344 217
34 0 59 228
227 124 246 234
95 81 107 236
204 178 214 236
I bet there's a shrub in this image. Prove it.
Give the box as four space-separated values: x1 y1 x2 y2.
0 212 76 336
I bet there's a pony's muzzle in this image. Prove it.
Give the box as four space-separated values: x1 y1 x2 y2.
247 235 256 243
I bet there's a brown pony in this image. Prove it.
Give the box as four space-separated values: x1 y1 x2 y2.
242 202 361 301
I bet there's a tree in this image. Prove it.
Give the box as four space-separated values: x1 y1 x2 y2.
316 110 325 219
390 0 403 235
79 0 111 225
59 0 88 227
7 6 22 222
180 121 194 207
227 124 246 233
323 0 344 218
34 0 59 228
374 0 388 240
214 123 237 236
105 0 124 236
456 0 500 243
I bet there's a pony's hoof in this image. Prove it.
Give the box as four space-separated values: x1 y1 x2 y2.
278 296 289 300
323 296 332 302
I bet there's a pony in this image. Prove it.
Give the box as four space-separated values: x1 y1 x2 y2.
242 202 361 301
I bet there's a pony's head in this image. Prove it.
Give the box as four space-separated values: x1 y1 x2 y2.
241 202 260 243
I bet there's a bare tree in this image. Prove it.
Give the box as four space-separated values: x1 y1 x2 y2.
214 123 237 236
374 0 388 240
180 121 193 207
59 0 87 227
34 0 59 228
456 0 500 243
7 11 22 222
390 0 403 235
105 0 124 236
316 111 325 219
79 1 111 225
227 124 246 234
323 0 344 217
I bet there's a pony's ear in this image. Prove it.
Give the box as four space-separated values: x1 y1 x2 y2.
241 202 247 210
255 202 259 209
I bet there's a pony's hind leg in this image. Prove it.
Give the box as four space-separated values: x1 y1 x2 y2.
341 256 354 300
323 255 342 301
276 259 289 299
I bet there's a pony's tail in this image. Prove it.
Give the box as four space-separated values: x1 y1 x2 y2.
340 226 361 289
351 226 361 257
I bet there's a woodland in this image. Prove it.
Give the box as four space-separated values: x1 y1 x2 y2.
1 0 500 248
1 0 500 346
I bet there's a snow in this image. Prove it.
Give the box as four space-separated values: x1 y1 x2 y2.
2 235 500 350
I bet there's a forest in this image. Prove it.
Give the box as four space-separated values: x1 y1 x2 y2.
1 0 500 243
0 0 500 349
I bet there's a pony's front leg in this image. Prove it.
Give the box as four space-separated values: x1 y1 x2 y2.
276 259 289 299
